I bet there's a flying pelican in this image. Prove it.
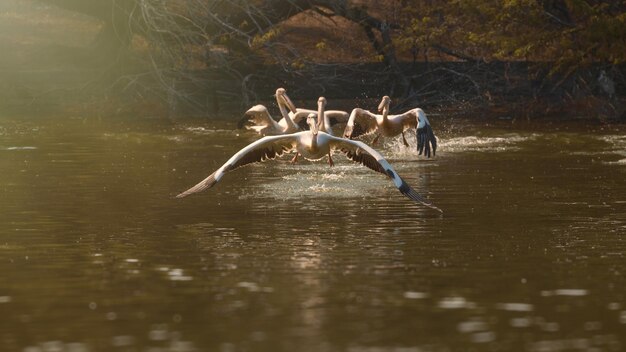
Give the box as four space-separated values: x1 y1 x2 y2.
237 88 299 135
343 96 438 157
176 110 442 212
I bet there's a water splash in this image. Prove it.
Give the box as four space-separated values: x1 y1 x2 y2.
246 166 392 200
374 132 538 157
183 126 238 136
439 134 536 153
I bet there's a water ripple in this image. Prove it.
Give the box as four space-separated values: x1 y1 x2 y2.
438 134 537 153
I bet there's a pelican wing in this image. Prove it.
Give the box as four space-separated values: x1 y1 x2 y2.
417 124 437 158
327 135 442 212
291 109 350 131
415 109 437 158
291 110 314 131
396 110 419 131
238 105 281 133
176 134 298 198
343 108 378 139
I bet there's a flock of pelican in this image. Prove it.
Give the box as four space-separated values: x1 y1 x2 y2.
176 88 441 213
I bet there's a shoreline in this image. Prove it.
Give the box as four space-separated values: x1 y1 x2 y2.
1 63 624 122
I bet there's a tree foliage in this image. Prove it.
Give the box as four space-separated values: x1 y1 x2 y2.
399 1 626 71
39 0 625 117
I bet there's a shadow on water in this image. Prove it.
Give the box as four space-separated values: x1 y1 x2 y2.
0 117 625 351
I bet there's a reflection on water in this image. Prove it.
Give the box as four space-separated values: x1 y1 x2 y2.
0 117 625 351
598 135 626 164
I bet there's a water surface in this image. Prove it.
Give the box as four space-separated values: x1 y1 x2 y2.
1 117 625 351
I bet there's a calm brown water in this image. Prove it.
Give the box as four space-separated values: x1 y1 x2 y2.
1 117 625 352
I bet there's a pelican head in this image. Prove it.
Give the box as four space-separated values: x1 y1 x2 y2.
306 113 318 136
275 87 297 113
378 96 391 113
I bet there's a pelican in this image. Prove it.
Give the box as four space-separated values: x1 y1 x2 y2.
237 88 299 135
269 95 352 135
176 109 442 212
289 106 350 135
239 88 356 136
290 96 339 164
343 96 438 157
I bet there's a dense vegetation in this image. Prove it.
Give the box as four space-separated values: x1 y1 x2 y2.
2 0 625 119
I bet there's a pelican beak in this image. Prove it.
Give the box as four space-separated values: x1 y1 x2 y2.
307 114 318 136
317 97 326 129
280 92 298 113
378 96 390 113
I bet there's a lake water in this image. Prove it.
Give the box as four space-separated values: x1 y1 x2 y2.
1 116 625 352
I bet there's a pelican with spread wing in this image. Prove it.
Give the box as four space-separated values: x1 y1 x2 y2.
176 101 441 212
237 88 299 136
239 87 353 136
343 96 438 157
289 104 350 135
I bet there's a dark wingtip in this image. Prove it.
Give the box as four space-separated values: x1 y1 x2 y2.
237 115 250 129
175 189 195 199
427 124 437 158
175 173 218 199
351 123 367 139
399 179 443 213
416 126 437 158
